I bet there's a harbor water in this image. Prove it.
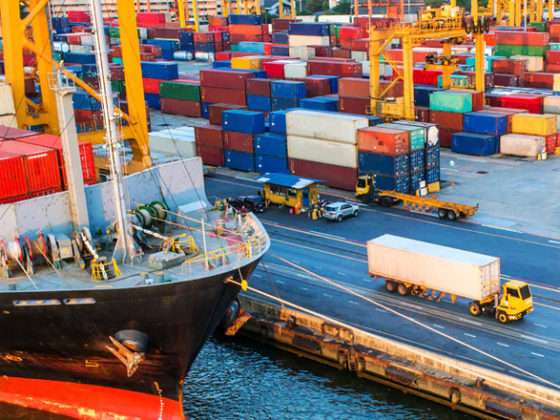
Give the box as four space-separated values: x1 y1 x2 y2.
182 336 474 420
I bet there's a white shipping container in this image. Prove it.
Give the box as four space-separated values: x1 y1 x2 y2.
286 109 368 144
288 35 330 47
500 134 546 158
0 84 17 116
53 41 70 53
543 95 560 121
288 46 316 60
149 127 196 158
351 51 368 62
287 135 358 168
0 114 17 128
511 55 544 72
284 62 307 79
367 234 501 301
69 44 92 54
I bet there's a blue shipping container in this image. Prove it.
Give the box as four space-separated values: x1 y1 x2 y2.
254 133 287 158
425 147 440 169
463 112 508 136
195 42 215 53
247 95 272 112
222 110 265 134
358 152 409 177
141 61 178 80
272 32 289 44
300 97 339 112
271 81 306 99
270 46 290 56
63 52 96 64
212 60 231 68
308 75 339 93
451 132 499 156
269 110 289 133
238 42 266 54
410 170 426 194
426 167 440 184
225 149 255 171
229 14 262 25
372 174 409 193
201 102 210 119
255 154 290 174
288 22 329 36
414 85 443 107
410 150 425 173
72 91 102 111
271 97 299 111
145 93 161 109
179 32 194 49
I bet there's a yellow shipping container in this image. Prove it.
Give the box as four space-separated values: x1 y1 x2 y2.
231 56 262 70
512 113 558 136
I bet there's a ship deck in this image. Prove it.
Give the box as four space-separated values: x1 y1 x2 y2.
0 206 268 293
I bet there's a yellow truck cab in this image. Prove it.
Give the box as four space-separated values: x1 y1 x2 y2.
497 280 534 323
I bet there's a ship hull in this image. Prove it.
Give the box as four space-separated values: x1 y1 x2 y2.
0 259 261 419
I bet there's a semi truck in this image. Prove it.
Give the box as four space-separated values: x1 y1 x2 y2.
367 234 534 323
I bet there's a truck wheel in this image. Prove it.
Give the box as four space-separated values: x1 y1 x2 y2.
438 208 448 219
382 197 393 207
447 210 457 221
385 280 396 293
497 312 509 324
397 283 409 296
468 302 481 317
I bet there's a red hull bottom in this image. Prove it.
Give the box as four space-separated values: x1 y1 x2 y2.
0 376 184 420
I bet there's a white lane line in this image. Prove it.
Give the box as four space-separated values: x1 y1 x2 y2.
432 324 445 329
296 273 308 278
252 274 262 278
323 293 332 298
535 323 547 328
348 300 360 305
501 274 511 278
337 272 347 276
531 352 545 358
363 277 372 282
309 230 345 240
461 319 482 327
548 240 560 245
375 308 386 312
276 280 285 284
497 342 510 348
464 333 476 338
521 334 549 344
301 287 309 291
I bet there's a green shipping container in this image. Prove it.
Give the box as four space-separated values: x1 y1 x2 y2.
378 123 425 151
112 57 123 65
159 81 201 101
108 27 120 38
429 91 472 113
529 22 546 32
550 43 560 50
495 44 549 57
231 44 239 51
111 80 126 95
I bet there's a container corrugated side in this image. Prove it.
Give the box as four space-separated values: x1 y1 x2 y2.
500 134 546 157
0 84 17 116
367 234 500 301
286 109 368 144
288 35 330 47
512 113 558 136
287 135 357 168
0 152 28 202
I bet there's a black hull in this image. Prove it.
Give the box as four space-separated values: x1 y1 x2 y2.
0 259 261 419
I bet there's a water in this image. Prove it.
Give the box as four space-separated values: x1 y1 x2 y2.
183 336 474 420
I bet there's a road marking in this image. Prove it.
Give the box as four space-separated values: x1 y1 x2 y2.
534 302 560 311
276 280 285 284
337 272 347 276
432 323 445 329
461 318 482 327
534 323 547 328
323 293 332 298
501 274 511 278
309 230 346 240
531 352 545 358
301 287 309 291
348 300 360 305
549 240 560 245
497 342 510 348
464 333 476 338
252 274 262 278
375 308 386 312
521 334 549 344
296 273 308 279
363 277 372 282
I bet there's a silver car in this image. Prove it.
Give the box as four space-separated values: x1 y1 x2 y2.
323 201 360 222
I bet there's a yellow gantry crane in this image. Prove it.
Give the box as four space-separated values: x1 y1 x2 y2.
0 0 151 174
369 4 489 120
494 0 553 25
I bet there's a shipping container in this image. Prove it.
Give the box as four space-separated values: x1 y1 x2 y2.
255 154 290 173
247 95 272 112
512 113 557 136
367 234 500 301
338 97 369 115
222 110 265 134
463 112 508 136
451 132 499 156
369 174 409 193
429 110 464 130
299 97 338 112
159 81 200 101
201 86 247 106
288 158 357 190
223 131 254 153
357 127 409 155
161 98 202 117
429 91 472 113
254 132 287 158
199 69 254 89
194 124 224 148
246 78 272 96
0 152 29 203
498 94 542 113
358 151 409 177
269 110 289 133
500 134 546 157
392 121 440 148
0 126 36 140
377 123 425 151
271 97 299 111
140 61 178 80
224 149 255 171
338 77 369 99
287 135 358 168
196 144 224 166
286 109 368 143
208 104 247 125
270 80 307 98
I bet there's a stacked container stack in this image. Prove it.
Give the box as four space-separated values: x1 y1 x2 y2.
160 80 202 117
307 57 362 78
254 132 289 173
288 22 333 60
200 69 254 107
222 110 265 171
338 77 370 115
492 58 525 87
246 79 273 112
356 127 410 193
510 113 558 154
270 80 306 111
494 30 549 59
141 61 179 109
453 112 507 156
286 110 368 190
229 15 266 45
194 124 225 167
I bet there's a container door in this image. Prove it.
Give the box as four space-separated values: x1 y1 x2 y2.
302 189 309 207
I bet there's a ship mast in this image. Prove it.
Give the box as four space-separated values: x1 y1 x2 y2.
88 0 137 262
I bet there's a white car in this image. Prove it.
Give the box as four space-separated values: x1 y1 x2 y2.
322 201 360 222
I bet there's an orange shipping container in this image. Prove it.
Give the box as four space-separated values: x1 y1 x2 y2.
357 127 409 155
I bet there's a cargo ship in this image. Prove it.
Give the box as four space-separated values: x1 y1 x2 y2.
0 2 269 419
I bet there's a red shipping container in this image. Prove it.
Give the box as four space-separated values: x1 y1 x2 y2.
223 131 254 153
494 31 549 46
288 158 357 191
430 110 463 130
229 25 263 36
338 39 353 49
309 45 333 57
339 97 369 115
338 78 369 99
109 64 125 81
194 125 224 148
484 33 496 46
546 50 560 65
230 34 263 43
415 106 430 122
546 63 560 73
201 87 246 106
351 39 369 51
209 16 228 26
151 27 185 39
297 77 331 97
143 78 165 94
357 127 409 154
16 134 96 187
0 141 62 196
196 144 224 166
492 58 526 75
438 128 455 148
140 44 163 57
523 72 556 89
271 18 301 32
307 61 362 77
68 10 91 23
215 51 232 61
545 134 557 153
499 94 542 113
333 48 352 58
338 27 368 40
493 73 521 87
262 61 287 78
199 69 254 89
550 25 560 42
0 126 35 140
208 104 248 125
161 98 202 117
137 12 166 25
0 152 28 203
194 32 214 43
308 57 355 62
246 79 272 96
